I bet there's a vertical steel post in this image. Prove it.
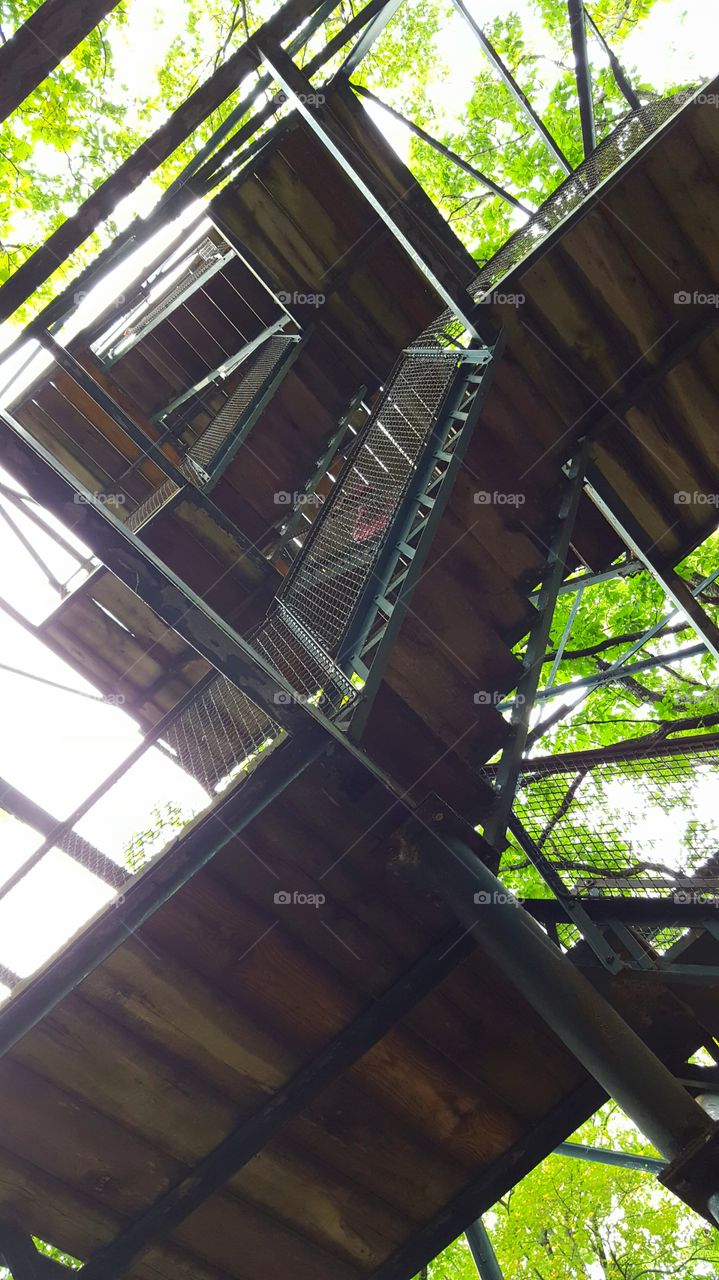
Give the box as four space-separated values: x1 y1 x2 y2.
568 0 596 155
465 1220 505 1280
412 822 717 1181
483 441 589 848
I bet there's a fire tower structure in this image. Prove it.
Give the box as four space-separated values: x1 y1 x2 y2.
1 2 719 1277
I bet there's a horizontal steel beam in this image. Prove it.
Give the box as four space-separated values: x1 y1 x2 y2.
554 1141 664 1173
523 897 719 928
0 774 128 892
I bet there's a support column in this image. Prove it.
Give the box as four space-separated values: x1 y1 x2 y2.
567 0 596 155
465 1220 504 1280
410 817 719 1222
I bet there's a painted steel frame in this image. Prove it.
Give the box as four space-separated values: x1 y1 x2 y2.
259 43 483 339
568 0 596 155
482 439 590 850
554 1142 665 1173
465 1221 504 1280
584 463 719 662
339 343 500 739
204 329 310 490
449 0 572 173
409 822 718 1197
350 83 532 214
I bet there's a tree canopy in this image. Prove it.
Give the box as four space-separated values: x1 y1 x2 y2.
0 0 710 321
1 3 717 1277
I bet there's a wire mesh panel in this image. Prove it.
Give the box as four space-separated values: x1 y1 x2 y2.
251 604 355 715
161 673 279 793
278 325 459 657
513 738 719 903
472 90 696 297
187 334 296 472
125 476 179 532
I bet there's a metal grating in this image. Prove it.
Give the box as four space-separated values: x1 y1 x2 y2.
125 477 179 532
187 335 296 471
472 89 697 297
162 673 279 793
511 738 719 903
277 319 460 660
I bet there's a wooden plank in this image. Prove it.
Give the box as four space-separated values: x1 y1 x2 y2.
0 0 328 321
0 0 121 122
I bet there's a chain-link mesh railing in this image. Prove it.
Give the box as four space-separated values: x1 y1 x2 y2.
508 736 719 904
187 334 295 471
0 665 282 989
472 90 696 297
275 315 461 661
124 335 296 532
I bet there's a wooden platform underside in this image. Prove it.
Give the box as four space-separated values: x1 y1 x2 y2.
0 744 717 1280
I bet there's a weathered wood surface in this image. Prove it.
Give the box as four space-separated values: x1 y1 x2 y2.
0 0 122 123
0 751 715 1280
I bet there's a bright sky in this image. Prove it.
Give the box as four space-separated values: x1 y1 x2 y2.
0 0 717 995
0 463 209 987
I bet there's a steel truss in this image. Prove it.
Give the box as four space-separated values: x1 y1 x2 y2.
474 430 719 982
338 342 501 738
0 0 644 355
2 394 719 1274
